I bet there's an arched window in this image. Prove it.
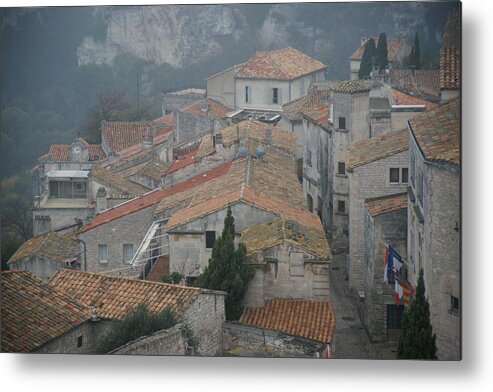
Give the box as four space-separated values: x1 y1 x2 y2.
307 194 313 213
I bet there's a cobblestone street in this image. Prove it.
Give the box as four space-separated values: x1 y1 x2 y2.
329 253 397 359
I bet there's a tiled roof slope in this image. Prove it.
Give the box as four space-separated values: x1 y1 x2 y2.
350 38 410 61
440 11 461 90
365 193 408 217
1 271 91 352
40 140 105 162
180 98 232 119
196 133 215 159
389 69 440 99
236 47 326 80
408 98 460 165
333 80 371 94
80 160 234 233
391 88 439 110
49 270 224 320
102 114 174 153
240 299 336 344
220 120 298 155
301 104 331 129
281 90 331 122
8 232 80 265
241 218 331 260
165 150 320 231
91 165 148 196
347 129 409 172
166 148 198 175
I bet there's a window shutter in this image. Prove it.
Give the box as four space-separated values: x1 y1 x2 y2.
278 88 282 105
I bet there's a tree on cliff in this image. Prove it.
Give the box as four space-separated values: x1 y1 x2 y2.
196 206 255 321
397 269 437 359
358 38 376 79
375 32 389 70
411 32 421 70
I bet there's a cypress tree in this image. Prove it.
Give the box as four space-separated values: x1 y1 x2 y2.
375 33 389 69
358 38 376 79
397 270 438 359
413 33 421 70
196 206 255 321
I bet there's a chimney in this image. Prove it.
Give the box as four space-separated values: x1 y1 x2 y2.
96 187 107 212
199 100 209 113
142 127 154 149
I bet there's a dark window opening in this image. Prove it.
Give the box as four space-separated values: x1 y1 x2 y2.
307 194 313 213
205 231 216 249
387 304 405 341
389 168 400 183
77 335 83 348
186 276 198 286
338 200 345 214
451 296 459 314
338 162 346 175
272 88 279 104
245 86 251 103
338 117 346 130
402 168 409 184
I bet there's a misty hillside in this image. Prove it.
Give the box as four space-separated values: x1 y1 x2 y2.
1 2 459 178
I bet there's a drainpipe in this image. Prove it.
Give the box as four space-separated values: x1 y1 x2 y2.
74 238 88 272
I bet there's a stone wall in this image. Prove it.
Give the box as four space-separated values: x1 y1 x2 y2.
78 206 155 277
110 323 187 356
33 207 93 237
10 255 80 281
348 150 408 292
36 320 112 354
235 78 290 111
244 243 330 307
223 321 326 358
361 208 407 342
175 111 214 143
182 292 226 356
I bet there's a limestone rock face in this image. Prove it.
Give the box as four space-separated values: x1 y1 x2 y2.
77 5 239 67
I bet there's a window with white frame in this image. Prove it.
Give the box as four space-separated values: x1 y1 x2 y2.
123 244 134 264
98 244 108 264
389 168 409 184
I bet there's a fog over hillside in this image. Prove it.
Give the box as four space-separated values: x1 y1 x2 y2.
1 2 459 178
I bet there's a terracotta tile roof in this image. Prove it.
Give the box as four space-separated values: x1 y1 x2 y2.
365 193 408 217
165 153 321 232
281 90 331 122
166 148 198 175
301 104 331 129
350 38 411 61
80 160 234 233
139 161 170 181
1 271 91 352
240 299 336 344
102 115 174 153
40 138 105 162
220 120 297 155
236 47 326 80
408 98 460 165
8 232 80 265
389 69 440 99
391 88 439 110
241 217 331 260
440 11 461 90
180 98 232 119
333 80 371 94
49 270 223 320
91 165 148 196
347 129 409 172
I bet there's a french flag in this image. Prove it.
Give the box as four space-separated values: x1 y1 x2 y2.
384 245 403 283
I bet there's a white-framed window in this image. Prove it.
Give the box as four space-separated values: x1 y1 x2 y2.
389 168 409 184
123 243 134 264
98 244 108 264
245 86 251 103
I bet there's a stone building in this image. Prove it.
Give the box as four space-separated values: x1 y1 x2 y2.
349 37 412 81
347 129 409 293
234 47 326 112
0 270 106 354
32 137 106 236
329 81 371 252
49 269 226 356
407 98 460 360
224 299 335 358
242 218 331 307
205 63 245 108
77 161 234 278
300 103 332 226
7 232 82 280
161 88 206 115
361 193 408 342
440 11 460 103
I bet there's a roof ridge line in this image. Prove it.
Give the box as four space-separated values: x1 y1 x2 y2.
267 51 290 80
